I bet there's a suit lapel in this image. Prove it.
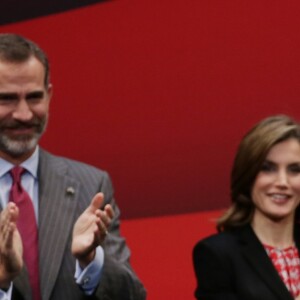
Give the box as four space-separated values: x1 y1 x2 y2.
37 150 80 300
238 225 293 300
13 267 31 300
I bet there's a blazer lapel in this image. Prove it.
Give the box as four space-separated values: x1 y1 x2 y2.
238 225 293 300
37 150 80 300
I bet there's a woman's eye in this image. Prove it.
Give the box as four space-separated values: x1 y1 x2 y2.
260 162 275 172
289 165 300 174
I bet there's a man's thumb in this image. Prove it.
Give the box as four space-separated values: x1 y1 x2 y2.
89 192 104 211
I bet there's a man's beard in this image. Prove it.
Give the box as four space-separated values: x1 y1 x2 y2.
0 117 48 158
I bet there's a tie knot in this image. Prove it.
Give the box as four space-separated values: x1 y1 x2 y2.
10 166 25 184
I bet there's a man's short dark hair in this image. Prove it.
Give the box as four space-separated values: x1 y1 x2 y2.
0 33 50 86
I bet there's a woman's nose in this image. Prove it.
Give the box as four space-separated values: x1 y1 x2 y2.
274 170 289 188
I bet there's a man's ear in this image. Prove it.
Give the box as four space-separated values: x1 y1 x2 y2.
47 83 53 100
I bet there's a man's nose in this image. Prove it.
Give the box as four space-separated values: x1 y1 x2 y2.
12 99 33 121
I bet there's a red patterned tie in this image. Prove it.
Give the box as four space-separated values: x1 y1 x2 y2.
9 166 41 300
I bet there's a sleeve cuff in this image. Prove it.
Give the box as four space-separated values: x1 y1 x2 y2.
74 246 104 295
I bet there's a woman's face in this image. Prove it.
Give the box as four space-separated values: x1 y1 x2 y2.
251 138 300 223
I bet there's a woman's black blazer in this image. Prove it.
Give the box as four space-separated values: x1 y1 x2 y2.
193 224 300 300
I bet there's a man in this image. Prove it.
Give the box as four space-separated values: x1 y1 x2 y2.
0 34 146 300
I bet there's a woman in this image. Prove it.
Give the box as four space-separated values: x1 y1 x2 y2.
193 115 300 300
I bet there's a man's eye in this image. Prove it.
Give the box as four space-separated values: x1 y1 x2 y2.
26 93 44 101
0 94 17 101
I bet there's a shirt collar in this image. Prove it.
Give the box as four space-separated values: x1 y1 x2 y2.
0 146 39 178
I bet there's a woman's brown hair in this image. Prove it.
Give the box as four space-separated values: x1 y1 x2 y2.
217 115 300 231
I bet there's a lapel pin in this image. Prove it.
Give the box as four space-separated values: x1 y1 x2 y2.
66 186 75 195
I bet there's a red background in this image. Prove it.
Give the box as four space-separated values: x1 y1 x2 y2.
1 1 300 298
2 0 300 219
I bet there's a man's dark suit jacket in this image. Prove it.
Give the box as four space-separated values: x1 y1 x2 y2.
193 224 300 300
4 148 146 300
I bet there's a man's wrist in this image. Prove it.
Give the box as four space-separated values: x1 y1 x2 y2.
78 249 96 269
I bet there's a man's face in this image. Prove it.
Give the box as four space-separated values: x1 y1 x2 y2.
0 56 52 163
